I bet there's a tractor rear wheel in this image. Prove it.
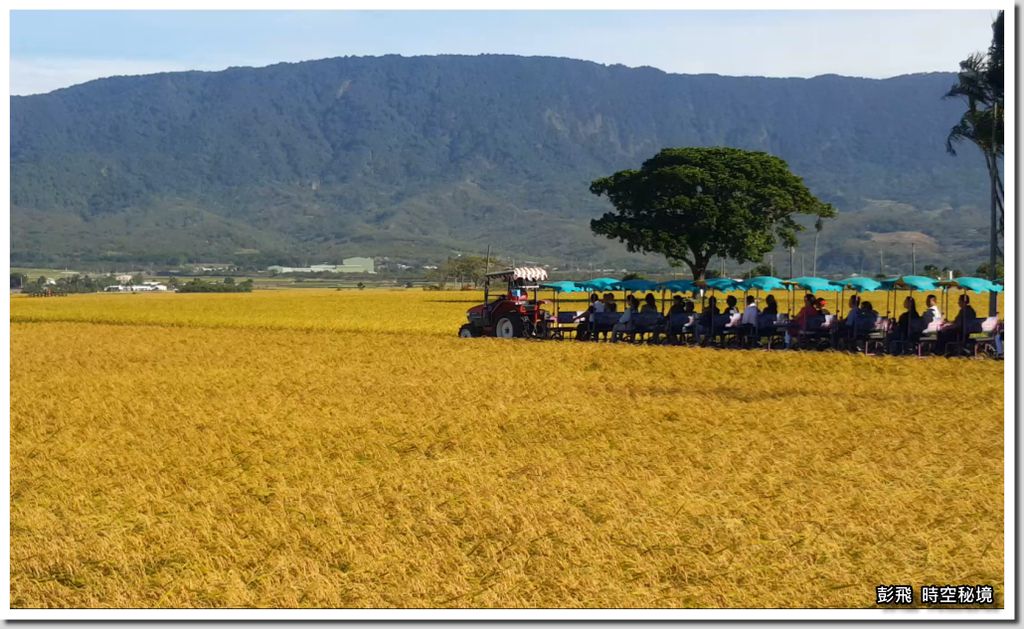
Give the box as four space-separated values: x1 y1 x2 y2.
495 315 525 339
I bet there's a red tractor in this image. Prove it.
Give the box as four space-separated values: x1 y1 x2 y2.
459 267 553 339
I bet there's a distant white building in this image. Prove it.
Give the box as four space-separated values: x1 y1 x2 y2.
115 274 133 284
268 257 375 274
105 284 167 292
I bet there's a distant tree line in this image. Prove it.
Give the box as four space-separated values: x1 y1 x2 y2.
12 273 122 294
425 256 499 289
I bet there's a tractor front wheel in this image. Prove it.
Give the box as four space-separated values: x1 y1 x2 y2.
495 316 525 339
458 324 479 338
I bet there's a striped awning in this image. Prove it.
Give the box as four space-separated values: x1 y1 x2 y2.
486 267 549 282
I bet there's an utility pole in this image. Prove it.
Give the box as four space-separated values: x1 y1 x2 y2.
989 100 999 316
484 245 491 278
911 242 916 276
879 251 884 278
789 247 794 279
769 251 774 277
720 257 725 278
800 254 805 277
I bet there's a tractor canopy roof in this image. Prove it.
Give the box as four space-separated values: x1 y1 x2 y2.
486 267 549 282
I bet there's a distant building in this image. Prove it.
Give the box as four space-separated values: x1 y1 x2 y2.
105 284 167 292
115 274 133 284
268 258 375 275
342 257 375 273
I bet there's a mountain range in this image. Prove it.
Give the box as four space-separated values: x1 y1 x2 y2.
11 54 991 273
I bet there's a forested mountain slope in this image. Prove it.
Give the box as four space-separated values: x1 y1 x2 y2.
11 54 989 271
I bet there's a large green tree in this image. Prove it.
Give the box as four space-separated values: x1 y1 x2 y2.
945 10 1003 315
589 147 835 280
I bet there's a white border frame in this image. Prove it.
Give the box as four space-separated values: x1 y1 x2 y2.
4 1 1015 621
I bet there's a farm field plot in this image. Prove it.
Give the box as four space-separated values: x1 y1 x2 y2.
10 290 1004 608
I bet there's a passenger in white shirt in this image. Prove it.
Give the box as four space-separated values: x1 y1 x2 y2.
589 293 606 321
921 294 942 326
576 293 606 341
612 295 639 342
741 295 760 326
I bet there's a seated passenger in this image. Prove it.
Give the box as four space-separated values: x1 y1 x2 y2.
786 294 820 348
815 297 830 316
762 294 778 317
640 293 659 314
576 293 604 341
937 294 977 353
741 295 759 328
602 293 618 313
886 296 919 353
661 295 690 345
723 295 740 316
668 295 687 315
845 295 862 330
793 294 819 328
921 294 942 327
696 296 720 344
700 296 720 326
612 295 640 342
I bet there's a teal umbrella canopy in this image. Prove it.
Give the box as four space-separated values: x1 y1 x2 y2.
576 278 618 292
699 278 743 292
611 279 660 292
737 276 788 292
880 276 938 292
540 281 584 294
835 277 883 293
784 277 843 292
939 277 1003 294
656 279 698 294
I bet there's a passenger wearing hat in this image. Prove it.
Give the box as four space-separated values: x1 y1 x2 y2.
814 297 831 316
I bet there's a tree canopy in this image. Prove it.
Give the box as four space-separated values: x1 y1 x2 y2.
590 147 835 279
944 10 1003 315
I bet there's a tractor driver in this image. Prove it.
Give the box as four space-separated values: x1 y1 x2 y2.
510 280 529 302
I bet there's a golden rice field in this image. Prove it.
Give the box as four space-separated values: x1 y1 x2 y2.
11 289 1005 608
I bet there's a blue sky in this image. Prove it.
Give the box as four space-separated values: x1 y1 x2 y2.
11 10 997 95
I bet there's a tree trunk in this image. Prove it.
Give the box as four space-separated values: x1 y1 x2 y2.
687 256 710 281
